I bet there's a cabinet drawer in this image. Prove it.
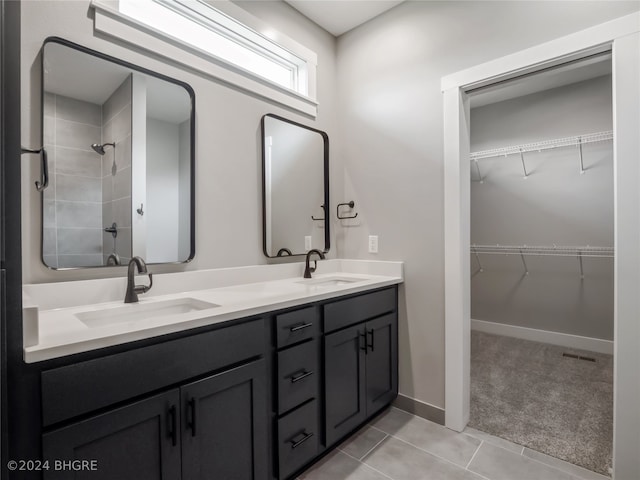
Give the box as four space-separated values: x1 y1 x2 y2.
42 318 265 427
277 341 318 414
276 307 319 348
278 400 318 479
323 287 396 333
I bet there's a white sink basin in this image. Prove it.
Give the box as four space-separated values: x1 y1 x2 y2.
296 276 365 287
76 298 220 328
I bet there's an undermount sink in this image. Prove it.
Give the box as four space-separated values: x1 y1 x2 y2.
296 276 365 287
76 298 220 328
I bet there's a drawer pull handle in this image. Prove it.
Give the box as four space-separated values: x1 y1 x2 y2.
188 398 197 437
290 431 314 449
290 322 313 332
168 405 177 446
290 370 313 383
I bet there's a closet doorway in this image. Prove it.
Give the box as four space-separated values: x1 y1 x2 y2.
467 54 613 475
442 14 640 479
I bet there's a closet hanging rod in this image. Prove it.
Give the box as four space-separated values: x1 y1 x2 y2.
471 244 614 258
470 131 613 161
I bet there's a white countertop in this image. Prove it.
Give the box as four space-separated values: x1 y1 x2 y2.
23 260 403 363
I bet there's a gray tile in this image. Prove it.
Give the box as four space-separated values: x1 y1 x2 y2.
114 227 132 258
102 145 116 177
56 201 102 228
55 118 101 151
55 94 102 127
115 134 131 169
111 197 132 227
339 427 387 461
57 254 104 268
110 104 131 142
44 115 55 145
370 408 481 467
56 174 101 203
103 76 131 124
523 448 610 480
102 175 113 202
113 166 131 200
57 227 102 255
463 427 523 454
43 92 55 116
56 146 102 177
468 442 580 480
42 228 57 255
363 436 483 480
43 200 56 228
299 450 389 480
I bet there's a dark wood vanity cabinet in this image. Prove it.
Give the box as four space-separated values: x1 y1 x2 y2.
37 285 398 480
41 319 268 480
324 289 398 447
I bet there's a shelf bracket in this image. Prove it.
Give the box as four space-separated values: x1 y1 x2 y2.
473 159 483 183
578 137 585 174
578 250 584 279
473 248 484 273
519 249 529 275
519 149 529 178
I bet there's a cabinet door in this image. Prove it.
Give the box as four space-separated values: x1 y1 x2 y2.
42 389 181 480
365 313 398 415
324 324 366 446
181 359 268 480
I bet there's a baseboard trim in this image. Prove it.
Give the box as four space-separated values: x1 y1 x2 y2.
393 394 445 425
471 318 613 355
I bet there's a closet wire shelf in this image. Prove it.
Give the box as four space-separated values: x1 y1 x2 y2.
470 244 614 258
469 131 613 161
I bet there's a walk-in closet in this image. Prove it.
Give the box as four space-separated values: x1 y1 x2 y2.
468 54 614 476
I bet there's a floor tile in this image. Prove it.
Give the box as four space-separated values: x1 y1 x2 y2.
523 448 610 480
299 450 390 480
468 442 580 480
371 407 481 467
463 426 523 454
339 427 388 460
363 436 484 480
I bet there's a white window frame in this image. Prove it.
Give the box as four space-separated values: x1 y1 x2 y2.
91 0 319 116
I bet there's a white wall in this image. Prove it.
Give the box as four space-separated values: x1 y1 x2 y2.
146 118 180 263
20 0 338 282
335 1 640 411
470 76 614 341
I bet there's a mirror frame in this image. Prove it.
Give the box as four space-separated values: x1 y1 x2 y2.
40 37 196 269
261 113 330 258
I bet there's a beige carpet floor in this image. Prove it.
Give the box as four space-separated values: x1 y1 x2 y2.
469 330 613 476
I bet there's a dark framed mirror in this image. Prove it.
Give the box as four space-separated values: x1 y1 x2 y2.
261 114 330 258
41 37 195 269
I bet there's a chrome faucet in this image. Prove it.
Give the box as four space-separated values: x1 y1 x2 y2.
303 249 325 278
125 256 153 303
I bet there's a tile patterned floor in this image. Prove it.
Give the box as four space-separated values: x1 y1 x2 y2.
299 408 610 480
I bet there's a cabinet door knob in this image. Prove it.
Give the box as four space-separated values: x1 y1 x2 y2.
168 405 177 446
367 328 375 352
187 398 197 437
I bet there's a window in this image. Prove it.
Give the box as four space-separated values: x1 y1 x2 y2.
92 0 318 115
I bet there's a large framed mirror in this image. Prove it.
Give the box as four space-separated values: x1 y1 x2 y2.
41 37 195 269
261 114 329 258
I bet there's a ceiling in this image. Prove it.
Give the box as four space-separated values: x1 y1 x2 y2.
284 0 404 37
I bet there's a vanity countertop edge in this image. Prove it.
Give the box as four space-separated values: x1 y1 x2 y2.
23 259 404 363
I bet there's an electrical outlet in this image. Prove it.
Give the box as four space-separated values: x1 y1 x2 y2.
368 235 379 254
305 236 312 250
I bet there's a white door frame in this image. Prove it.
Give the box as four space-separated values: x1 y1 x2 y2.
442 12 640 479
